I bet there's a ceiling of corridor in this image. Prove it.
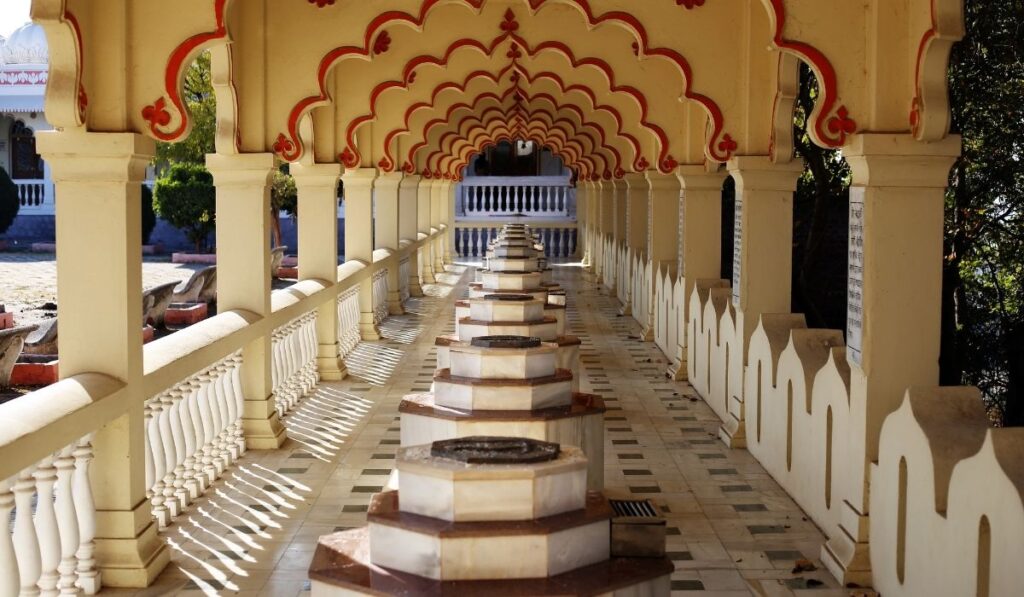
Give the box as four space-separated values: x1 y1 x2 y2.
35 0 962 179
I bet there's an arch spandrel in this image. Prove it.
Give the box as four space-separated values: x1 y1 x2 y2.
434 113 584 174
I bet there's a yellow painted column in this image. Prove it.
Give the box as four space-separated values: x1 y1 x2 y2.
37 130 170 587
207 153 285 450
375 172 405 315
609 178 628 297
576 181 588 263
822 134 960 584
621 173 650 316
341 167 381 340
444 180 456 263
597 180 615 286
670 166 727 380
720 157 803 448
292 162 346 381
417 177 437 284
430 179 445 274
400 174 425 297
642 171 680 341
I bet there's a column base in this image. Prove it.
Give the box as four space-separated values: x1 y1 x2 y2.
667 357 688 381
433 259 445 274
242 412 287 450
639 322 655 342
317 355 348 381
618 301 632 317
359 318 382 341
718 412 747 449
387 290 405 315
94 504 170 589
408 277 425 297
821 501 873 588
422 267 438 284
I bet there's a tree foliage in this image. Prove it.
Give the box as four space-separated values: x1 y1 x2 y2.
141 183 157 245
270 166 298 248
155 52 215 167
0 166 19 236
152 163 216 252
941 0 1024 425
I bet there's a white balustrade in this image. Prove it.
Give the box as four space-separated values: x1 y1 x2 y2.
371 268 389 325
271 312 319 417
455 226 577 259
458 176 574 218
398 258 411 302
144 352 245 529
13 179 55 215
337 286 362 359
2 434 99 596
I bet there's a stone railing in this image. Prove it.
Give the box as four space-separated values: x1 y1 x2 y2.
398 257 411 302
0 229 440 593
1 433 98 595
457 176 574 218
371 267 389 325
598 237 1024 593
13 179 55 215
454 221 578 259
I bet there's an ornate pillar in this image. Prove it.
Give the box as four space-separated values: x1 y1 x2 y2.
720 157 803 448
38 130 170 587
822 134 960 585
444 180 456 263
342 167 381 340
400 174 425 297
597 180 614 285
375 172 404 315
669 166 727 380
430 179 445 274
642 171 680 340
292 162 346 380
575 181 587 262
621 173 649 316
207 153 286 450
417 177 437 283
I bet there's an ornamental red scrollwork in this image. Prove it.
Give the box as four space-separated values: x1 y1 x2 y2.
378 156 394 171
402 161 415 174
308 0 335 7
661 155 679 172
636 157 650 170
676 0 707 9
825 106 857 143
272 133 296 156
373 31 392 55
716 134 738 158
142 98 172 128
339 147 359 168
500 9 520 34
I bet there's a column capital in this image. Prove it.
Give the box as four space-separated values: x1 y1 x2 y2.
205 152 276 186
611 177 628 191
646 170 681 192
624 172 649 189
290 162 342 187
400 174 422 189
845 133 960 189
676 165 727 191
726 155 803 191
375 171 404 190
36 131 154 182
341 167 378 190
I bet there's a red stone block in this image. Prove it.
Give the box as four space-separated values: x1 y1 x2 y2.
165 302 209 329
277 266 299 279
142 325 156 344
11 360 60 387
0 312 13 330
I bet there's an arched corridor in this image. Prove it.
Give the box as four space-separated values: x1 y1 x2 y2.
1 1 1020 596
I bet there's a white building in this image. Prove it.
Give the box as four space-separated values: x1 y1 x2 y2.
0 22 55 239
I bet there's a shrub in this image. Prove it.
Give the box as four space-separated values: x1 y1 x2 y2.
141 183 157 245
153 163 216 252
0 166 19 236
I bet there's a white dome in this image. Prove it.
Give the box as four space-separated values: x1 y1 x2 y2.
1 23 48 65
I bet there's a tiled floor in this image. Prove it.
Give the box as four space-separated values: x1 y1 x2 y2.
103 263 844 596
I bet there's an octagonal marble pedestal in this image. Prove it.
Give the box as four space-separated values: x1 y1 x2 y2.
435 336 581 390
309 528 673 596
458 317 559 342
399 392 605 490
487 256 543 273
479 271 544 291
396 444 588 522
433 368 574 411
489 245 537 258
455 298 566 336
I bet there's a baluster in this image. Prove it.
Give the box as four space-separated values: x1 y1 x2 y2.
157 393 180 521
213 362 235 465
202 368 227 476
196 375 218 490
0 480 18 596
230 353 247 457
54 446 78 596
72 438 98 595
34 457 60 596
167 387 188 514
14 468 41 596
145 400 167 526
178 381 200 501
185 379 208 495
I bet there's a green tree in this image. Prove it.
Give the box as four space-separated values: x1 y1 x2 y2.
153 163 216 252
141 183 157 245
0 166 19 236
941 0 1024 425
270 166 297 248
155 52 215 167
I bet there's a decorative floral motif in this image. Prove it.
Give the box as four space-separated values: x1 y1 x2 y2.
340 147 359 168
308 0 335 7
403 161 415 174
506 43 523 61
717 134 738 157
423 169 433 179
661 155 679 171
272 133 295 156
407 71 417 84
500 9 520 34
77 85 88 119
378 156 394 171
676 0 707 8
433 170 442 179
603 170 612 180
142 97 172 129
373 31 392 55
614 167 626 179
826 106 857 143
632 42 640 56
636 157 650 170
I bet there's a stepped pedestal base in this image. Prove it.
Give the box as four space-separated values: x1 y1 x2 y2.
399 393 605 490
310 527 673 596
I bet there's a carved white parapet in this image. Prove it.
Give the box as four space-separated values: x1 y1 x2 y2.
871 387 1024 596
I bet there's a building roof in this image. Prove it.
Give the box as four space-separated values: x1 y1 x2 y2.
1 22 48 65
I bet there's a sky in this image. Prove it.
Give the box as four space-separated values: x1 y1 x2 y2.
0 0 31 38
